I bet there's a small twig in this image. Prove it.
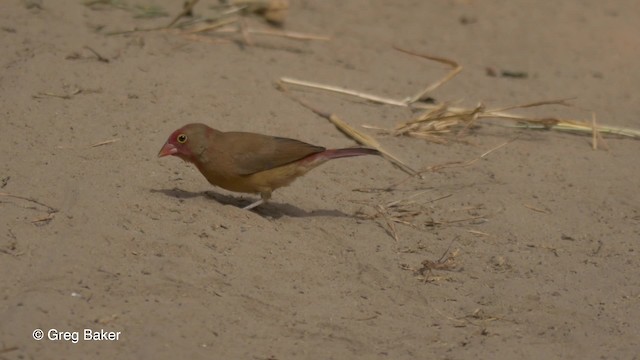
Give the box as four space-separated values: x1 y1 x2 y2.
489 98 575 113
523 204 551 214
91 138 120 147
436 239 457 264
33 89 82 100
427 193 453 203
32 212 56 223
83 46 109 63
0 192 58 213
480 136 519 158
467 229 490 236
443 215 485 224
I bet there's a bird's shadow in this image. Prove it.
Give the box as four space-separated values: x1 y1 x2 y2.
150 187 351 219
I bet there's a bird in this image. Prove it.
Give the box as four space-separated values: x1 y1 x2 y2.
158 123 381 210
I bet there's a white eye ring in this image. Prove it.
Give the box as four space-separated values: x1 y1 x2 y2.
177 134 187 143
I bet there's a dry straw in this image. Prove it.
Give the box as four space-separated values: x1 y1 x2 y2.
280 47 640 148
106 0 330 44
277 82 419 177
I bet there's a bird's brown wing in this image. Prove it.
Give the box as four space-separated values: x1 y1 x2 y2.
220 132 325 176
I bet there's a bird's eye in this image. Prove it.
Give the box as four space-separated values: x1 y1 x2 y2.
176 134 188 143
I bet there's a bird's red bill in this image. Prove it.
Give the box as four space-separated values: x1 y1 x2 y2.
158 143 178 157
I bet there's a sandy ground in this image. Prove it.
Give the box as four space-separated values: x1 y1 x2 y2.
1 0 639 359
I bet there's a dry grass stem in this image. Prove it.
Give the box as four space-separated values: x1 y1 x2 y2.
91 138 120 147
506 116 640 138
284 77 640 142
590 112 609 150
83 46 110 62
32 213 56 223
213 27 330 41
279 77 407 106
327 114 419 177
367 191 452 232
416 136 518 172
387 137 517 190
277 82 419 177
108 0 326 45
240 28 331 41
185 17 239 34
281 48 640 143
488 98 574 113
0 192 58 214
467 229 490 236
384 189 431 207
441 215 486 225
279 75 418 109
375 204 400 243
393 46 463 104
375 99 632 144
33 89 82 99
280 48 463 107
523 204 551 214
592 112 597 150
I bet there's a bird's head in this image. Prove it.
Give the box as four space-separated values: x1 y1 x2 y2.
158 123 213 161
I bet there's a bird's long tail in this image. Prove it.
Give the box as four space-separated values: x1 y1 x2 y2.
320 147 381 160
294 147 381 175
298 147 381 168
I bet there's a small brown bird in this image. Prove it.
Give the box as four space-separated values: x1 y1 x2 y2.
158 123 381 210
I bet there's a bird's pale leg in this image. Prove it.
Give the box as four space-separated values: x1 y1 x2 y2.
243 198 264 210
242 191 271 211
